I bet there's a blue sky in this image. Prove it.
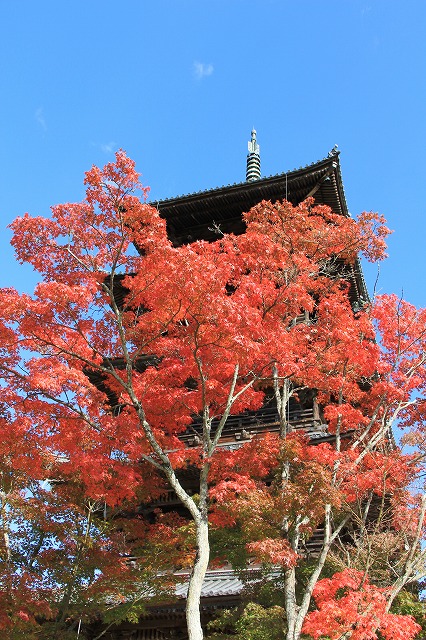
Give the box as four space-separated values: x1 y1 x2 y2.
0 0 425 307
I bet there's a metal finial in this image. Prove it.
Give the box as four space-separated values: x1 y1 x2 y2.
246 129 261 181
328 144 339 157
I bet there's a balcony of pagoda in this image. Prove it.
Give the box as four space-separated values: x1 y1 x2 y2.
180 403 329 449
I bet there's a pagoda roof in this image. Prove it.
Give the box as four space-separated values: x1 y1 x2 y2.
175 568 245 599
152 152 369 303
152 152 347 245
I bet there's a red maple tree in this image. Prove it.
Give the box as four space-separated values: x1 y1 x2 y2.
0 152 424 640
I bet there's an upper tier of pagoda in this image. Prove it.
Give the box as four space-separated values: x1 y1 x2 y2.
150 146 368 306
151 150 344 245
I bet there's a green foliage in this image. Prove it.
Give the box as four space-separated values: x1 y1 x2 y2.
209 525 250 571
207 603 285 640
390 590 426 638
101 596 148 626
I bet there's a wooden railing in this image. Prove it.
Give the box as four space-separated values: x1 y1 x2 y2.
179 405 327 446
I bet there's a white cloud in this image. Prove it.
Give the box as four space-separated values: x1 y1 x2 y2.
35 107 47 131
193 61 214 79
100 141 116 154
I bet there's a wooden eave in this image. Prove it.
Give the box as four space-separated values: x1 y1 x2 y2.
153 154 348 244
152 152 369 303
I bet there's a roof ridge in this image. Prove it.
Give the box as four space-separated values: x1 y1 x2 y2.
150 152 340 206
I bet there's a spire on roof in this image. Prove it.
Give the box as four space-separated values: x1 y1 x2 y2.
246 128 261 182
328 144 339 157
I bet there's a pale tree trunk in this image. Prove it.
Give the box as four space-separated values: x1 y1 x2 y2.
161 467 210 640
273 372 350 640
386 491 426 611
284 565 298 640
184 460 211 640
283 506 349 640
272 366 292 438
0 490 11 567
186 513 210 640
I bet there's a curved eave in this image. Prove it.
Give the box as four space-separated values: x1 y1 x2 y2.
152 154 347 243
149 152 368 303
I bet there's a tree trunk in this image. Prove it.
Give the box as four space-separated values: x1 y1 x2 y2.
186 513 210 640
284 565 298 640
